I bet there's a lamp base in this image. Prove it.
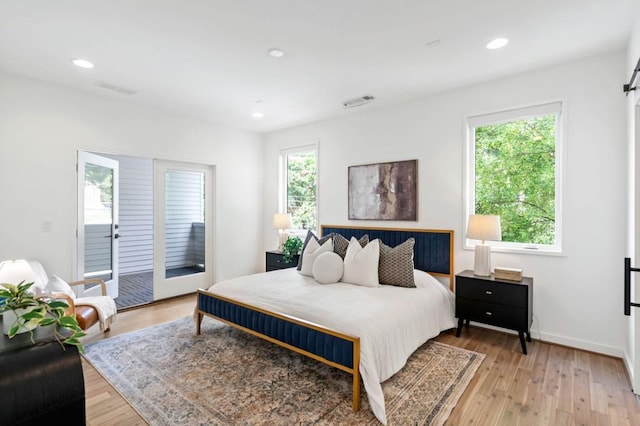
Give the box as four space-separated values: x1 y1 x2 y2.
473 244 492 277
277 230 288 252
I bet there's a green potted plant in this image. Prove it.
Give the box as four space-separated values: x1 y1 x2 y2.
0 281 86 353
282 236 303 264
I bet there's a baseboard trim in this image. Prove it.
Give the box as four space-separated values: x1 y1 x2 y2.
538 331 624 358
467 322 624 358
624 352 635 393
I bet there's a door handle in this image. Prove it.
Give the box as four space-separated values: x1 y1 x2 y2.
624 257 640 315
114 234 120 239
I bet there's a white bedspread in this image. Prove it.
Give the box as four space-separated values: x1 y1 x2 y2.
203 268 456 425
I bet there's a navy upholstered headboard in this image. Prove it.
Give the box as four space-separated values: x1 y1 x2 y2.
320 225 454 289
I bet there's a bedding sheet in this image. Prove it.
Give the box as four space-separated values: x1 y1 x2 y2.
203 268 456 425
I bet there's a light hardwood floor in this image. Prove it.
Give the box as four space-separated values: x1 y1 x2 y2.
82 293 640 425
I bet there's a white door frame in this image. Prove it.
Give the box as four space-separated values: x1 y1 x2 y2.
632 103 640 395
153 159 214 300
77 151 119 298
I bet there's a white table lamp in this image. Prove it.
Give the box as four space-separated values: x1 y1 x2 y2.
466 215 501 276
272 213 292 252
0 259 39 293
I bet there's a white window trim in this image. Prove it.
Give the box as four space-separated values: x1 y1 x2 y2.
463 101 564 256
278 142 319 235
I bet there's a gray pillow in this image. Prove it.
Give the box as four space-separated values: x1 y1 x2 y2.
378 238 416 288
333 233 369 259
297 231 334 271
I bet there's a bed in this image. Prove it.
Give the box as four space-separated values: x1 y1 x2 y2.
195 225 455 425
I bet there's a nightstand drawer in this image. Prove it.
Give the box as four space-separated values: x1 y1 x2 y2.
456 298 528 330
456 276 526 308
265 251 298 271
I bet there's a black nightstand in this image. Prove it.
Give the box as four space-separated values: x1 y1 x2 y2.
266 250 300 272
455 269 533 354
0 320 85 424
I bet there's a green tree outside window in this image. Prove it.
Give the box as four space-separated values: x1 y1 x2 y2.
474 114 557 245
285 150 317 230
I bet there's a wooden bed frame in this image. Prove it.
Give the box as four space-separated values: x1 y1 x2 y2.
195 225 454 412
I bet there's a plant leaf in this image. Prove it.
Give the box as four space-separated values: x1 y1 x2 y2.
24 318 40 329
48 300 69 309
21 310 45 320
38 317 56 326
0 283 17 293
58 316 78 328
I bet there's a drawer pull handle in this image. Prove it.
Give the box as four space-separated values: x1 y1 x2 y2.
485 290 493 295
485 312 493 316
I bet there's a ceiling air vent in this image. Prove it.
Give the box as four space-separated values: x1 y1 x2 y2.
95 81 138 95
342 94 375 109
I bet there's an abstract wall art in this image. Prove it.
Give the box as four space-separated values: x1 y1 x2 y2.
348 159 417 220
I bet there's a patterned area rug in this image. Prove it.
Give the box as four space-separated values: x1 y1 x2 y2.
84 317 484 425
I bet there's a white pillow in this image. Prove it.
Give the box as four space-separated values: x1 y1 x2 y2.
300 238 334 276
341 237 380 287
45 275 76 299
312 252 344 284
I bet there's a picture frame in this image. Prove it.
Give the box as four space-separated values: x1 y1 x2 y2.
348 159 417 220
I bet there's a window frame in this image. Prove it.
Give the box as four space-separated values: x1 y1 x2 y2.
278 143 319 238
463 101 564 255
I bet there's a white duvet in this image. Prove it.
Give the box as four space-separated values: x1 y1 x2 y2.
203 268 456 425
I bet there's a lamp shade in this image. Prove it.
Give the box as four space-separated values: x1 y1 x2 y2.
466 215 502 242
0 259 37 286
272 213 292 230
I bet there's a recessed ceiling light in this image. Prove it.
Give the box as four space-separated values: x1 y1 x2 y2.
72 58 95 69
486 38 509 50
425 39 442 48
252 112 264 119
268 48 285 58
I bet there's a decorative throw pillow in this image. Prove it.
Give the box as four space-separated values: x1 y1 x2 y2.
45 275 76 299
297 230 333 271
341 237 380 287
312 252 344 284
333 233 369 259
379 238 416 288
300 238 334 276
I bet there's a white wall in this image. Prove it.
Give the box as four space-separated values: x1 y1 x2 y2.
0 71 264 288
264 50 628 356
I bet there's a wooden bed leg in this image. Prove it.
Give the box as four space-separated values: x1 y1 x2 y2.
352 371 360 411
352 338 360 412
196 311 203 335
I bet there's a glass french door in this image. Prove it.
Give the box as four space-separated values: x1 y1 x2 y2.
153 160 213 299
77 151 119 298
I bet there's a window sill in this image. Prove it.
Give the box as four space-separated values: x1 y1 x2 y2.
463 244 564 257
286 229 309 239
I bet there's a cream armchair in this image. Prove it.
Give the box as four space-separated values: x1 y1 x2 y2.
28 261 116 332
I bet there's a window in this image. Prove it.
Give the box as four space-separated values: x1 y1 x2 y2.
280 144 318 233
465 102 562 253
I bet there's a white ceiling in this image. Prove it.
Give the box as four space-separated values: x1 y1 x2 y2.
0 0 633 133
